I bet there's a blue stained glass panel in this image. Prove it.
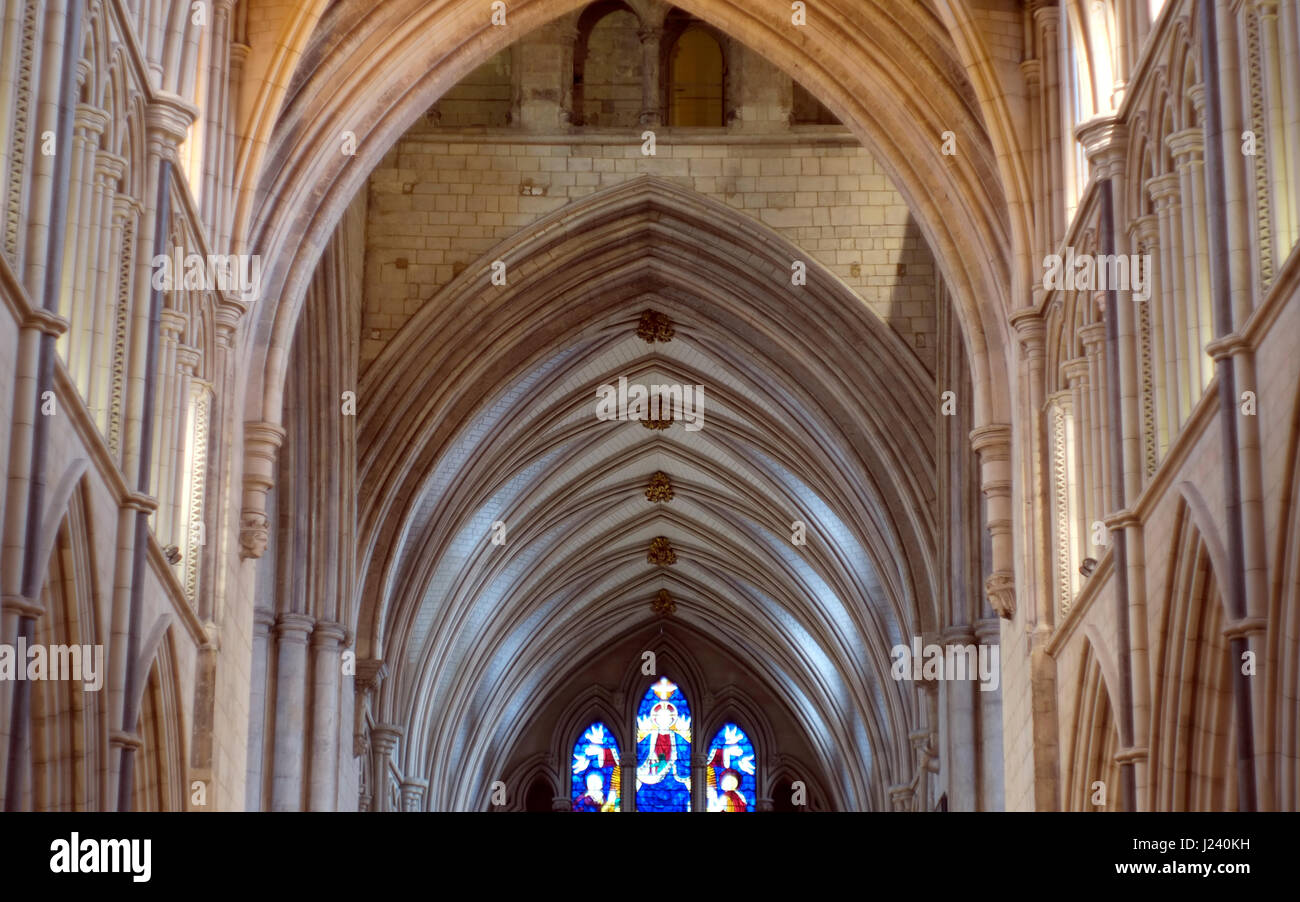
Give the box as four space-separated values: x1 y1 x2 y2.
705 723 756 811
571 721 621 811
634 676 692 811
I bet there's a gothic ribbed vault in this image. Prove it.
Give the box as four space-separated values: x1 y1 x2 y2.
355 178 941 809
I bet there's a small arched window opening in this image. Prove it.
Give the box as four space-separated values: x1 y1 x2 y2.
668 28 724 127
524 774 555 812
574 4 643 128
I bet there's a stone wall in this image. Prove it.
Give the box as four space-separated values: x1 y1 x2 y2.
362 132 938 374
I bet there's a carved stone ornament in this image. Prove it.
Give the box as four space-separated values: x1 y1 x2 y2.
238 511 270 560
647 536 677 566
650 589 676 617
640 418 674 430
645 471 674 503
985 570 1016 620
636 309 675 343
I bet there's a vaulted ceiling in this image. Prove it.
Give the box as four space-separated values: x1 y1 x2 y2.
353 178 944 808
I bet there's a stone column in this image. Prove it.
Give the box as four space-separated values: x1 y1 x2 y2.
638 25 664 127
1147 173 1184 425
939 623 978 810
621 764 636 812
308 621 348 810
1168 127 1210 393
269 612 314 811
973 618 1004 810
1253 1 1296 252
1061 357 1091 563
244 606 274 810
153 309 186 540
1078 321 1108 525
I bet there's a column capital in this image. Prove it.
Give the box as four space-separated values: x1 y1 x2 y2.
1019 58 1041 88
1129 213 1160 248
1009 307 1046 356
121 491 159 514
2 593 44 617
24 307 69 338
274 612 315 640
109 730 143 751
1165 127 1204 165
94 151 128 185
1078 321 1108 353
969 423 1012 459
1204 332 1250 361
145 92 199 147
159 308 188 340
175 344 201 376
1222 616 1268 640
1061 356 1091 387
1103 508 1141 531
311 620 349 648
1114 746 1149 765
1146 172 1181 207
75 102 110 137
1075 114 1127 177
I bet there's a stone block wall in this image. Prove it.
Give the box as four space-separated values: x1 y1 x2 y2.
361 133 938 374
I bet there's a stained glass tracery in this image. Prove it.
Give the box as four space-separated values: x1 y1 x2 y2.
634 676 692 811
706 722 756 812
571 721 621 811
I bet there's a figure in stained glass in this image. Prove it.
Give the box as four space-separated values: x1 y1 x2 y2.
706 723 756 812
571 722 621 811
635 677 692 811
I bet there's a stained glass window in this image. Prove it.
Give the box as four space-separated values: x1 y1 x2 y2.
571 721 621 811
705 723 756 811
634 676 692 811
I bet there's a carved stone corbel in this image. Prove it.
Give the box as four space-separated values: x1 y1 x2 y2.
985 570 1017 620
971 424 1016 620
239 421 285 560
